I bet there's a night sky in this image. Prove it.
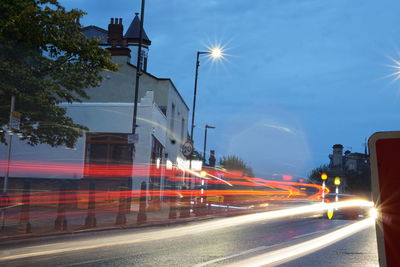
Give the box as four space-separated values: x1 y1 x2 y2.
62 0 400 178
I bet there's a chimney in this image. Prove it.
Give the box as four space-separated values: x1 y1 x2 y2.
332 144 344 168
106 17 131 58
107 17 123 47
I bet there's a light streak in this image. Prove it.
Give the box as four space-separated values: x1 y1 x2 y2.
0 200 373 262
1 160 327 201
228 218 374 267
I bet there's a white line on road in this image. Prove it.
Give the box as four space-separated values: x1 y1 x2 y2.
292 230 324 239
194 246 268 267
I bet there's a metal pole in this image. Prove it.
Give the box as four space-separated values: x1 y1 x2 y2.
322 181 325 203
189 52 201 170
128 0 146 212
132 0 146 136
3 95 15 193
203 125 208 164
1 96 14 230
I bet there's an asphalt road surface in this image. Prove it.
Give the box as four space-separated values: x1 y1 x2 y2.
0 215 378 266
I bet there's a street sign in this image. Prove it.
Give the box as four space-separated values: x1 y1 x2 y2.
127 134 138 144
11 111 21 130
369 131 400 267
181 141 194 157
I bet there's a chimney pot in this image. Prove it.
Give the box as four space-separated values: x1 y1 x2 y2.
111 18 114 24
119 18 122 24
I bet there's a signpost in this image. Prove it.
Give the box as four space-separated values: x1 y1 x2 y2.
182 141 194 158
369 131 400 267
11 111 21 131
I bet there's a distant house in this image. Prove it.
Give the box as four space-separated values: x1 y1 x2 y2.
327 144 369 193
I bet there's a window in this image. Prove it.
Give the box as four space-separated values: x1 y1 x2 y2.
181 118 185 143
170 103 175 134
84 133 132 177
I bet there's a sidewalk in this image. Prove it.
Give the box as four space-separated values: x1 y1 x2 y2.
0 201 231 242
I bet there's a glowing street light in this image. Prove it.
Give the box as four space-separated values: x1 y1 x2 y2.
210 47 222 59
189 47 224 169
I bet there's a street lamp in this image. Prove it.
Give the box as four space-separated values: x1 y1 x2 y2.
321 172 328 203
203 124 215 164
189 48 223 170
334 176 341 203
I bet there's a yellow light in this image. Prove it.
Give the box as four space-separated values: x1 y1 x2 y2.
327 208 334 219
321 173 328 180
200 170 207 177
210 47 222 59
334 177 341 186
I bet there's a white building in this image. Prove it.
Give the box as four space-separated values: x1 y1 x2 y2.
0 14 190 199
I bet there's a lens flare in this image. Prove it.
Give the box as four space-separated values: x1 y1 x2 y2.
369 207 378 219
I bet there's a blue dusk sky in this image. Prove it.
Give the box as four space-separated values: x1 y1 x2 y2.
62 0 400 178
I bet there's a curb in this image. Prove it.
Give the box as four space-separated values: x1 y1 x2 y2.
0 214 221 244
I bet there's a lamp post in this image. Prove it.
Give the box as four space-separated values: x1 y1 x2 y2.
321 172 328 203
334 176 341 203
203 124 215 165
189 48 222 170
132 0 146 144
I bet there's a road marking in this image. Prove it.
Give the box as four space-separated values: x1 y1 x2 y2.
194 246 268 267
292 230 324 239
228 218 374 267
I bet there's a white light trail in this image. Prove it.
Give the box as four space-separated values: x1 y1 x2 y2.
228 218 374 267
0 200 373 262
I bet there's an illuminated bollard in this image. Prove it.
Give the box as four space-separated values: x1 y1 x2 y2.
84 180 96 228
115 182 127 225
137 181 147 225
168 183 177 219
54 182 67 230
17 180 31 233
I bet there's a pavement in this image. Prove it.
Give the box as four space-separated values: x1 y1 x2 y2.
0 215 379 266
0 198 301 242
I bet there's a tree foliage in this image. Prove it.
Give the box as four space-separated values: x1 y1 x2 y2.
0 0 117 147
308 164 329 184
308 163 371 196
219 155 254 177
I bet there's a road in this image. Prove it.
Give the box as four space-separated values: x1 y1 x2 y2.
0 214 378 266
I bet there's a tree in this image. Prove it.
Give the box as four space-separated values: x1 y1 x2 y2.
0 0 117 148
308 164 329 184
219 155 254 177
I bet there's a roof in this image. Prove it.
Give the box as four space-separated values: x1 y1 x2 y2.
127 62 189 110
81 26 108 45
124 13 151 45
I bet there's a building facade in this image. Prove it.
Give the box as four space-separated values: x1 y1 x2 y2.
0 14 190 203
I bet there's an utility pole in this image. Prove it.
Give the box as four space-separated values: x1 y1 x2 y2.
126 0 146 215
132 0 146 138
